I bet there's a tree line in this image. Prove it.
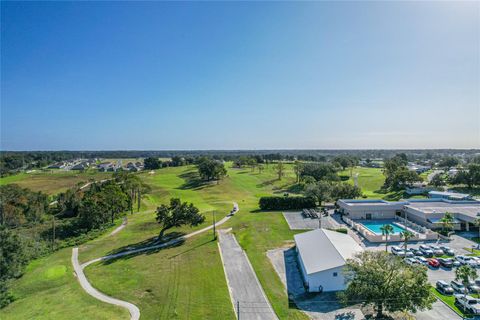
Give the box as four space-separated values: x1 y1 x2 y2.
0 172 147 308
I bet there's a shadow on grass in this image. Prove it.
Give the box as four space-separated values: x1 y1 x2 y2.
168 238 216 259
100 231 187 265
177 171 210 190
256 178 278 188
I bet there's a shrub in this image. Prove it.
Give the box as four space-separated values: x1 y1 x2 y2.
258 196 316 210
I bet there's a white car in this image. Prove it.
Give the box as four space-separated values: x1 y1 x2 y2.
456 256 479 268
416 256 428 265
404 257 417 266
471 257 480 268
455 294 480 314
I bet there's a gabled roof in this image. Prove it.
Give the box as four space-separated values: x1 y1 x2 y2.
294 229 363 275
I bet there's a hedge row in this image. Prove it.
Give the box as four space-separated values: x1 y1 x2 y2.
259 196 316 210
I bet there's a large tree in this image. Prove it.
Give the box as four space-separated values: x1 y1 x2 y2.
144 157 161 170
456 265 478 297
156 198 205 239
274 161 285 180
0 184 49 227
342 251 435 318
304 181 331 206
300 162 339 181
330 183 362 201
197 158 227 182
0 226 28 307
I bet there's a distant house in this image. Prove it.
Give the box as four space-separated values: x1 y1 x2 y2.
295 228 363 292
71 161 89 170
97 162 113 172
406 182 435 195
407 163 431 174
428 191 472 201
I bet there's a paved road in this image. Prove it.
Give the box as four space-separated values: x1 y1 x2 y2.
73 202 239 319
218 229 278 320
72 248 141 320
415 299 461 320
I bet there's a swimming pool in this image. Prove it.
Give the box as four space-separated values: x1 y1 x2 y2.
360 220 406 235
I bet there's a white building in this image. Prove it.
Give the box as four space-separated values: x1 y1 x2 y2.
294 228 363 293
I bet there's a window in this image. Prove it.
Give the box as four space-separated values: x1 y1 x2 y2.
333 272 338 277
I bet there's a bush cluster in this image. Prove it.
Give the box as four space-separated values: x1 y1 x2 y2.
259 196 316 210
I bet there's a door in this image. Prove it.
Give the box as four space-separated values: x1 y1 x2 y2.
366 213 372 220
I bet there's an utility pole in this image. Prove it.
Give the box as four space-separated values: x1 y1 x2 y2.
213 211 216 240
318 211 322 229
237 300 240 320
52 215 56 251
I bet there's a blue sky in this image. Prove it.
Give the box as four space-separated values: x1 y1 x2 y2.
1 1 479 150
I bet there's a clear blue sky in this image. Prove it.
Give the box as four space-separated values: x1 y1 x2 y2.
1 1 479 150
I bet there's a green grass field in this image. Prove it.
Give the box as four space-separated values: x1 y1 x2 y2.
0 245 129 320
0 170 112 195
2 163 309 319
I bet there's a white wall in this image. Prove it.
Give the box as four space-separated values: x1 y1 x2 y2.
305 266 347 292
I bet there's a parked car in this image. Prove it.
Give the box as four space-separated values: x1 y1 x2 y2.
438 258 454 268
419 245 434 257
468 281 480 294
456 256 478 268
471 257 480 267
404 251 414 258
392 249 406 257
451 280 467 293
455 295 480 315
428 258 440 268
404 257 417 266
440 245 455 256
453 260 461 268
436 280 454 295
416 256 428 265
390 246 402 254
412 249 424 256
431 246 444 256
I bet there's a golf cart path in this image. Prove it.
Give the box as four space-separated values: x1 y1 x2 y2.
73 202 238 320
218 229 278 320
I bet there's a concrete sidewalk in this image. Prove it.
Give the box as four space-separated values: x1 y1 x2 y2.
218 229 278 320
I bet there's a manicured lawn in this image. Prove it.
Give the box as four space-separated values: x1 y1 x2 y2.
0 247 128 320
85 232 235 320
0 170 112 195
3 163 309 319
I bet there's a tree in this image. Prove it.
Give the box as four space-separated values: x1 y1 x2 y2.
430 173 445 187
300 162 339 181
0 226 28 307
274 161 285 180
101 183 129 224
144 157 161 170
474 218 480 242
330 183 362 201
400 230 414 252
456 265 477 297
197 158 227 182
304 181 331 206
342 251 435 318
438 157 459 170
440 212 454 237
257 164 264 174
293 161 302 183
380 224 394 252
156 198 205 239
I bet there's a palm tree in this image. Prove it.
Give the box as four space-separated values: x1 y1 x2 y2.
400 230 414 253
380 224 394 252
456 265 477 297
440 212 454 238
474 218 480 243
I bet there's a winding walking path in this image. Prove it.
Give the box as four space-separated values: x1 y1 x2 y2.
72 202 239 320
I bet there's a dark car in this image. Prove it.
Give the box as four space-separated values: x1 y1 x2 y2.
436 280 454 295
428 258 440 268
438 258 454 268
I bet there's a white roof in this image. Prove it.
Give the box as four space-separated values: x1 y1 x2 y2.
294 229 363 275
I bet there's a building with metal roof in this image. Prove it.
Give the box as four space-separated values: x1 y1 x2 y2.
294 228 363 292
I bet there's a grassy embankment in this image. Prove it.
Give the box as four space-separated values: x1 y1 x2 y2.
2 163 308 319
0 170 112 195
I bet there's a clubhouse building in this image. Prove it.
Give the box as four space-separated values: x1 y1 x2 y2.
337 198 480 232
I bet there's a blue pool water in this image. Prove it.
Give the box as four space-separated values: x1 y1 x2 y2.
360 220 406 234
